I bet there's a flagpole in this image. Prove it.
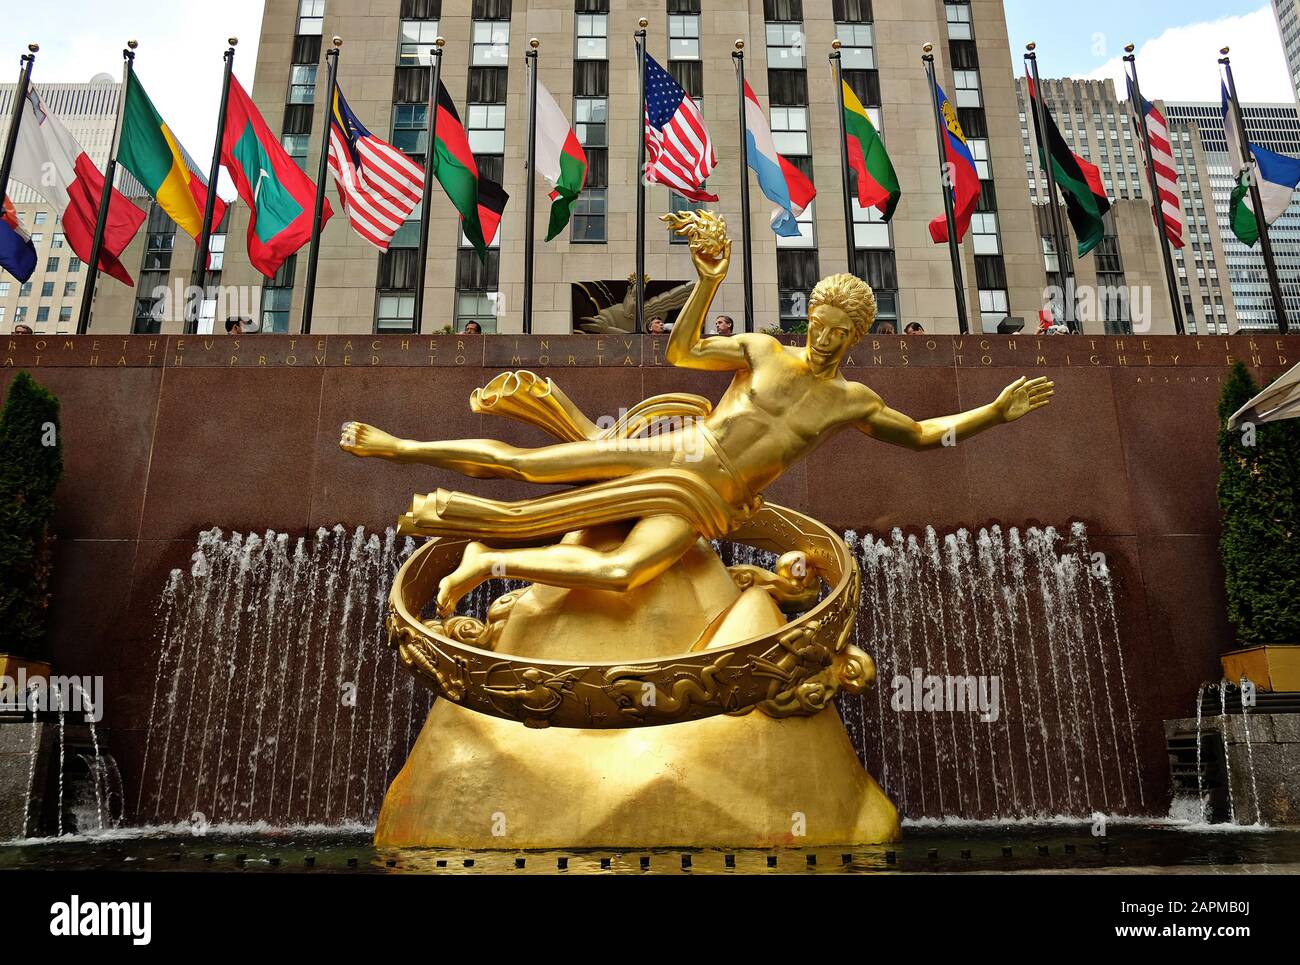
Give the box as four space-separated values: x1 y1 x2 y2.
922 43 970 336
188 38 237 335
732 40 754 334
0 45 38 225
1221 47 1289 334
830 42 856 275
77 40 135 335
634 17 648 335
1025 43 1077 334
1124 45 1185 336
522 38 539 335
413 36 445 335
300 36 341 335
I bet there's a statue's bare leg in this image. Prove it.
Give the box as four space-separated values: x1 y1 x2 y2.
340 421 680 484
436 515 699 615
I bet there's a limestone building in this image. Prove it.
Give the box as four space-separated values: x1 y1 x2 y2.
86 0 1056 336
1016 76 1237 336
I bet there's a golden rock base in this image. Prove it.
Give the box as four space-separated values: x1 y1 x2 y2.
375 526 899 848
376 701 899 849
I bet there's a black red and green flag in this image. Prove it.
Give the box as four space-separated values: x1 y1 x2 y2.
433 80 508 259
220 75 331 278
1026 75 1111 257
841 80 900 221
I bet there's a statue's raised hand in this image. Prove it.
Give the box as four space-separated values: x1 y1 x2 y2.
661 210 730 282
993 376 1054 423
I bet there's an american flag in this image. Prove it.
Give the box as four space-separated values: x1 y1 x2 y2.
1126 72 1185 250
327 86 424 250
643 53 717 202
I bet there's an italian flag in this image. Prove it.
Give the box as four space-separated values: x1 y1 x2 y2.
8 87 145 285
841 80 900 221
533 79 587 241
220 76 330 278
118 71 226 241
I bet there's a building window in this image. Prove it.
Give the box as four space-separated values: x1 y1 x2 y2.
69 257 81 273
572 189 606 242
297 0 325 35
391 104 428 156
20 282 32 297
467 103 506 154
954 69 981 109
41 282 54 298
30 233 42 247
576 13 607 59
36 307 49 323
945 1 972 40
979 289 1008 330
288 65 318 104
260 256 296 334
668 14 700 60
376 294 415 333
58 306 73 324
836 23 874 69
281 134 310 168
399 18 442 66
766 22 805 70
46 257 59 272
575 97 606 146
51 232 64 249
472 20 510 67
208 234 226 272
777 250 817 328
34 211 47 225
63 281 76 297
776 200 815 249
0 282 9 297
971 212 1000 255
770 106 809 155
13 307 27 322
853 200 890 249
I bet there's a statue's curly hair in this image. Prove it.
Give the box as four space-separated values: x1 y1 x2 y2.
809 274 877 341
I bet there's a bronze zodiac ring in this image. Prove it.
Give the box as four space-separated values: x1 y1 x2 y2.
385 504 873 729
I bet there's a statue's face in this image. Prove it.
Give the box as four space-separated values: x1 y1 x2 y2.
806 305 855 373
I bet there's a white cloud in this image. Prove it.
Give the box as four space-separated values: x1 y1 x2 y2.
13 1 264 192
1085 6 1294 104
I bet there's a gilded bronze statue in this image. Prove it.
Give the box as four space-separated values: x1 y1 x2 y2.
341 211 1053 849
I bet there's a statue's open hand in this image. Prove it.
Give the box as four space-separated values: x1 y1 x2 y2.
994 376 1054 423
340 421 404 459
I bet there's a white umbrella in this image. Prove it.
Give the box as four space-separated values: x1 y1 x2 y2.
1228 360 1300 430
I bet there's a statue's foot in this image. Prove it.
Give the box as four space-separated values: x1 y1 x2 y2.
436 541 496 616
340 421 404 459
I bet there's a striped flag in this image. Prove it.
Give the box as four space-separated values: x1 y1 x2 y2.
327 85 424 250
1125 72 1185 250
643 53 717 202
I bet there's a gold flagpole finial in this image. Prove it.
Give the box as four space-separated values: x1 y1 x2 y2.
1220 46 1230 56
1124 43 1135 54
228 37 239 47
530 37 540 49
831 39 842 51
28 43 39 53
332 36 342 47
434 36 445 49
923 42 934 54
639 17 649 28
734 39 744 51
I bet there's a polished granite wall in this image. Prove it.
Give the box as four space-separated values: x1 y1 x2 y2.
4 332 1295 821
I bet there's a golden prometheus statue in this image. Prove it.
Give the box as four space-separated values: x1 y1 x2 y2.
341 211 1053 849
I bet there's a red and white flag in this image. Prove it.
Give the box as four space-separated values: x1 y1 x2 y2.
1126 72 1185 250
327 86 423 250
643 52 717 202
8 87 146 284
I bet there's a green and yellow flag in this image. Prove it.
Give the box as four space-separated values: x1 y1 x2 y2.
842 80 900 222
118 72 225 239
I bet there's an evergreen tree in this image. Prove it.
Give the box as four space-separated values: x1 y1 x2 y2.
0 372 64 659
1216 362 1300 645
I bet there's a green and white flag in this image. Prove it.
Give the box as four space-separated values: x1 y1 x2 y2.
1223 81 1300 247
533 80 588 241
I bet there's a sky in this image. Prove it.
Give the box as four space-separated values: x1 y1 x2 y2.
1003 0 1293 102
4 0 1295 172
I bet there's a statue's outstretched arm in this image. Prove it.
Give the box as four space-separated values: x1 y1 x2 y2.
661 211 749 372
857 376 1054 451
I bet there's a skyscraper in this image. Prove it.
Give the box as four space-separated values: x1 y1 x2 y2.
1165 99 1300 331
89 0 1060 336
